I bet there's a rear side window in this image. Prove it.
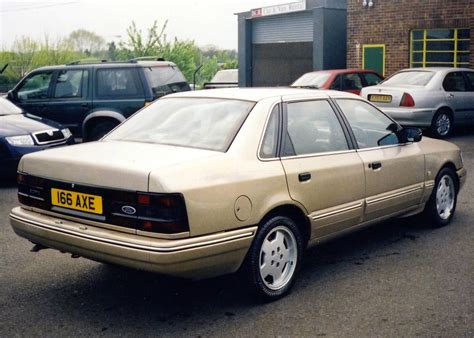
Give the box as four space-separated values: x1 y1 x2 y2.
443 72 467 92
284 100 349 156
53 69 88 98
96 68 143 98
143 66 189 98
260 105 280 158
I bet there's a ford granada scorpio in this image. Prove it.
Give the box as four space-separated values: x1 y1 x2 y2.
10 88 466 300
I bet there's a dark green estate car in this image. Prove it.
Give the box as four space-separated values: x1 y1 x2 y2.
7 59 190 141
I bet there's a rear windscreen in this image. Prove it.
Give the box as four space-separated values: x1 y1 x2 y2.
143 66 190 97
382 71 435 86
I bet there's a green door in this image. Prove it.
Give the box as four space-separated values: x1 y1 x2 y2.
363 45 385 76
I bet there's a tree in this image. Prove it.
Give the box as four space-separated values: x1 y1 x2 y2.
11 36 38 77
67 29 105 56
119 20 167 57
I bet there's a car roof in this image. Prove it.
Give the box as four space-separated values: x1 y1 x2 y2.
167 87 360 102
394 67 473 73
303 69 380 75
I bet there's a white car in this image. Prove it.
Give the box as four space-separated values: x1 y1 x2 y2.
360 68 474 138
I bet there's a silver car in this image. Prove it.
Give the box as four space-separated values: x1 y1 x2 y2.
360 68 474 138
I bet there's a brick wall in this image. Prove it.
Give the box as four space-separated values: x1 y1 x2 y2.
347 0 474 76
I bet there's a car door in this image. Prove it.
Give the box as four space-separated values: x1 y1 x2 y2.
44 68 91 135
442 71 470 124
93 67 146 119
335 98 425 222
279 98 366 239
462 71 474 124
11 70 55 116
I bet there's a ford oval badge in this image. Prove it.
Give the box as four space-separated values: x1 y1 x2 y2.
121 206 137 215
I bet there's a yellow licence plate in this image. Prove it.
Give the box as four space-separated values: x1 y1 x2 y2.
369 94 392 103
51 188 103 215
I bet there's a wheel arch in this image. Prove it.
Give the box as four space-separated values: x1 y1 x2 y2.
258 203 311 246
434 106 454 120
82 111 125 139
439 161 460 190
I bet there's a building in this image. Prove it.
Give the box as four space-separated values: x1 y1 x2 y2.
237 0 347 87
347 0 473 76
237 0 473 86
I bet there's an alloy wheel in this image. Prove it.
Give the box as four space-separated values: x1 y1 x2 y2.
436 174 455 220
259 225 298 290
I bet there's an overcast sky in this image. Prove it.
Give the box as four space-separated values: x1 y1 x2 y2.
0 0 291 50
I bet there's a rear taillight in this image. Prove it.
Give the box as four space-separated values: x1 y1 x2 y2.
17 172 47 209
400 93 415 107
111 192 189 234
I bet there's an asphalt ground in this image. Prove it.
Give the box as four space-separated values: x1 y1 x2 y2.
1 131 473 337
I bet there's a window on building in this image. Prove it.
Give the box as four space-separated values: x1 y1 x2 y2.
410 28 470 68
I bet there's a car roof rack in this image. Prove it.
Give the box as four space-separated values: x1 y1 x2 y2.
65 57 167 66
67 59 109 65
129 56 165 62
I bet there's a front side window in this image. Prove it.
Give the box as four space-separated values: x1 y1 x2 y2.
53 69 87 98
283 100 349 156
341 73 363 91
106 98 255 152
17 71 53 101
411 28 470 68
97 68 142 98
336 99 400 149
443 72 467 92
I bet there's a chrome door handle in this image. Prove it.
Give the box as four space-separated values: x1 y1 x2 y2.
448 94 454 98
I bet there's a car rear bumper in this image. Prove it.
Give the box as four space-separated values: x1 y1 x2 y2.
380 107 436 128
10 207 256 279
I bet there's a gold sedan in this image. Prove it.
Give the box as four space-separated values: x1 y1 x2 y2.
10 88 466 300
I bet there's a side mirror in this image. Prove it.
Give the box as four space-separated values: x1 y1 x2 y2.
7 90 16 101
400 127 422 143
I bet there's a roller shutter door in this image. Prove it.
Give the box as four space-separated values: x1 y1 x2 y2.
252 12 313 44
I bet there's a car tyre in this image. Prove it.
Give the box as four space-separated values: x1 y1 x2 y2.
431 110 453 138
87 120 119 141
244 216 304 301
423 167 458 228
